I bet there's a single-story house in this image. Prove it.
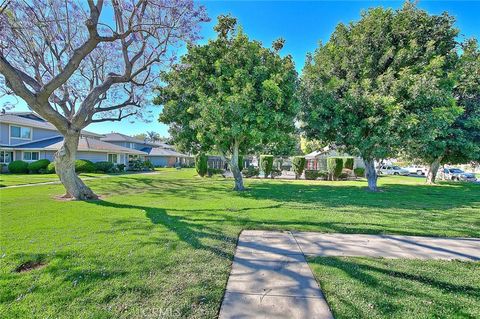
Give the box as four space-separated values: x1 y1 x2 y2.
0 112 189 171
305 146 366 170
101 133 193 167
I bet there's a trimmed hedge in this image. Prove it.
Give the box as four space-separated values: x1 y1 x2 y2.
327 157 344 180
144 160 154 170
260 155 274 178
195 153 208 177
354 167 365 177
242 166 259 178
94 161 114 173
304 170 318 180
317 171 328 180
75 159 95 173
46 162 56 174
207 168 223 176
28 159 50 173
292 156 306 179
8 160 29 174
343 157 354 170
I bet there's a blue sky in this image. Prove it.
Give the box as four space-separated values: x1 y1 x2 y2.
3 1 480 137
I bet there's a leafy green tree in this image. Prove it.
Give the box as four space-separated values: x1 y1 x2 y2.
157 15 298 190
299 3 460 191
300 137 324 155
406 38 480 183
133 133 148 141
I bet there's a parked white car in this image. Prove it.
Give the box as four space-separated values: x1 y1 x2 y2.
377 165 410 176
404 165 428 176
442 168 477 182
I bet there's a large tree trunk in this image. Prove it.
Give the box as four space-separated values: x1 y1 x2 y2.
55 132 98 200
426 155 443 185
230 140 245 191
364 159 378 192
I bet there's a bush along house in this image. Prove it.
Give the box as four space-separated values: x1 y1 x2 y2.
0 112 191 172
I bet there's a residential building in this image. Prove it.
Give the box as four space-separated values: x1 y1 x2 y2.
305 146 365 170
101 133 193 167
0 112 190 171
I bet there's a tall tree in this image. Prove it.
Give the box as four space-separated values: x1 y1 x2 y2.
299 2 460 191
146 131 161 142
407 38 480 183
132 133 148 141
157 15 298 190
0 0 207 199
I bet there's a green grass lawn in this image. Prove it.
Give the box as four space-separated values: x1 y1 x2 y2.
308 257 480 318
1 169 479 318
0 173 61 187
0 172 144 187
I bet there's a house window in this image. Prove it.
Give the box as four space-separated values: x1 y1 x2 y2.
108 154 118 163
0 151 13 164
23 151 39 161
10 126 32 139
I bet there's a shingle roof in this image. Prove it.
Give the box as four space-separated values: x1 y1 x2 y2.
8 136 64 148
141 147 191 158
11 136 147 155
101 132 156 145
0 112 102 137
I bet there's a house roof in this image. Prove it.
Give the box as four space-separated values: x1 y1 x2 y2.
101 132 157 145
141 147 192 158
11 136 147 155
0 112 102 137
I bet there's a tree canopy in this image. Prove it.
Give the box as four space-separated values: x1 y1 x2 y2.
0 0 207 199
156 15 298 190
405 38 480 182
299 2 462 191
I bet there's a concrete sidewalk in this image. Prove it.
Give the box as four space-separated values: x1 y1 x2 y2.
0 171 161 189
293 232 480 261
219 230 480 318
219 231 333 319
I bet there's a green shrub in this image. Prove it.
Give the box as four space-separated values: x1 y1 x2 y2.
343 157 354 170
195 153 208 177
354 167 365 177
75 159 95 173
271 168 282 178
117 164 126 171
338 172 349 180
28 159 50 173
327 157 343 180
304 170 318 180
238 155 244 171
46 162 56 174
292 156 306 179
260 155 274 178
8 160 29 174
207 168 223 176
242 166 259 178
317 171 328 180
94 161 114 173
143 160 154 170
128 159 143 171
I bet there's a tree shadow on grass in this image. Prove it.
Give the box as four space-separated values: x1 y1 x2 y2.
308 257 480 318
88 200 237 261
240 181 479 211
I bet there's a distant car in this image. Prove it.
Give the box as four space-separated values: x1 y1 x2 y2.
377 165 410 176
443 168 477 182
404 165 428 176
